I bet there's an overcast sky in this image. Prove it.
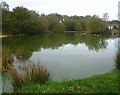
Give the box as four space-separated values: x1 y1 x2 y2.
3 0 120 20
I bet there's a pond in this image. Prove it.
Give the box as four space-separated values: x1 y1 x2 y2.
2 33 118 82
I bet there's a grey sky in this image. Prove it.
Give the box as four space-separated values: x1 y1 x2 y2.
4 0 119 20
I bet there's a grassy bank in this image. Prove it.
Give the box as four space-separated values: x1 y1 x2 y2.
16 69 119 93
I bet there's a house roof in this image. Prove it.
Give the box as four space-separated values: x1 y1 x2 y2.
110 20 120 26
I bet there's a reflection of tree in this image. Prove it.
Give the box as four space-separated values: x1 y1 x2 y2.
84 35 108 51
2 33 111 59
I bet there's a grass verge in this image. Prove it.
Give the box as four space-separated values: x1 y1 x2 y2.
16 69 119 93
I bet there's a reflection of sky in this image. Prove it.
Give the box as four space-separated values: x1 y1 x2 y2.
107 38 118 51
29 38 117 81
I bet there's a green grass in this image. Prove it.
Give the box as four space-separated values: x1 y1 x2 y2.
16 69 119 93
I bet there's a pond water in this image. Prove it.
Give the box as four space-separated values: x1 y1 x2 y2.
2 33 118 82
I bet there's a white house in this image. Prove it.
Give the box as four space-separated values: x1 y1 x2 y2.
108 20 120 29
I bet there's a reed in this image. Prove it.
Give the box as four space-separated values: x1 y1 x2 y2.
2 47 13 73
7 64 23 87
2 47 49 88
2 47 23 87
3 62 49 89
15 48 30 60
21 63 49 84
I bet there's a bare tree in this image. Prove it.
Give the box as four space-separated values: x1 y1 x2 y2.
103 12 109 21
0 1 9 11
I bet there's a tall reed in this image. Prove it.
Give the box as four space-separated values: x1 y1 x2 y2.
3 60 49 88
2 47 13 73
21 64 49 84
2 47 49 88
7 64 23 87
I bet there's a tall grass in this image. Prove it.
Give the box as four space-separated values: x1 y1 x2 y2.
15 48 30 60
7 63 49 88
7 64 23 87
20 63 49 85
2 47 49 89
2 47 13 73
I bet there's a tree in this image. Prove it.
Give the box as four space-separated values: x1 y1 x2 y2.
11 6 31 34
74 20 83 31
103 12 109 21
11 7 46 34
2 5 13 34
1 1 10 34
47 14 59 32
0 1 9 11
64 18 75 31
53 23 65 32
1 2 109 35
85 16 107 33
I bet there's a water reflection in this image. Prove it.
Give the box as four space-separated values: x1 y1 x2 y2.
2 33 118 81
30 40 116 81
84 35 108 51
2 33 111 59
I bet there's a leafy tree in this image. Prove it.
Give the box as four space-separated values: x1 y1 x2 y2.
11 7 47 34
47 14 59 32
1 2 109 35
64 18 75 31
74 20 83 31
53 23 65 32
85 16 107 33
1 1 11 34
11 6 31 34
2 9 13 34
39 16 49 33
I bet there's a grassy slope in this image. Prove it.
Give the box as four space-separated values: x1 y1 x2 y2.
16 69 119 93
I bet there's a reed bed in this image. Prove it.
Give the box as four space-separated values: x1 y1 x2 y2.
2 47 13 73
15 48 30 60
7 63 49 88
2 47 49 89
7 64 23 87
21 63 49 85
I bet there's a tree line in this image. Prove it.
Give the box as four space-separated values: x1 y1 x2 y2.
1 2 109 35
